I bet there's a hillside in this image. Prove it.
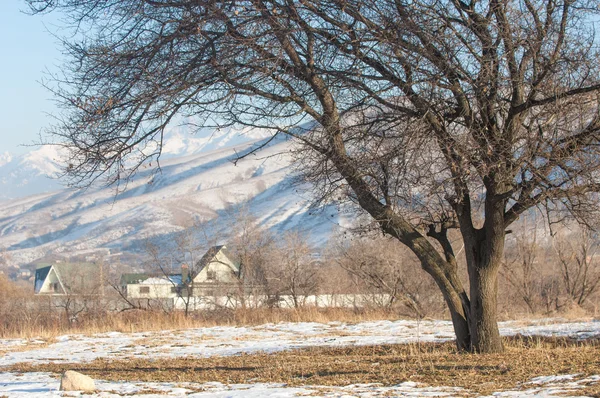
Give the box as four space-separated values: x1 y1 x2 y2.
0 129 351 265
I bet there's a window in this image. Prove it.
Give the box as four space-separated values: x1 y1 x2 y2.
207 270 216 281
139 286 150 294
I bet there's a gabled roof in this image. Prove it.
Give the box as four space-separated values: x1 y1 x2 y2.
52 263 98 278
34 266 53 294
34 263 99 294
195 245 240 275
196 245 225 269
35 266 51 283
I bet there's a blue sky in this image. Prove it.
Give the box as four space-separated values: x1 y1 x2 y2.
0 2 62 154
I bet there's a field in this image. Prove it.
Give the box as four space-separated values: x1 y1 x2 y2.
1 318 599 397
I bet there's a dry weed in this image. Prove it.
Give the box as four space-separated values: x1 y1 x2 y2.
9 336 599 396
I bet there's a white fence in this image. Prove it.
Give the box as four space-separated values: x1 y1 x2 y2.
173 294 392 311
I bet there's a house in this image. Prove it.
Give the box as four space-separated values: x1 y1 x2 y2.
34 263 101 295
120 245 240 300
18 267 32 279
120 273 182 299
190 245 240 296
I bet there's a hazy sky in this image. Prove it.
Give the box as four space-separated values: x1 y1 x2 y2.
0 2 62 154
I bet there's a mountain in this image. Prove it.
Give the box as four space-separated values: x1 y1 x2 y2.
0 146 64 200
0 127 275 201
0 128 351 265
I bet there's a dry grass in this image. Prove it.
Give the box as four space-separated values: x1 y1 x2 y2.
9 336 600 396
0 307 402 340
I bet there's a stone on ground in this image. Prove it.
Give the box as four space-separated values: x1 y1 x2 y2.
59 370 96 392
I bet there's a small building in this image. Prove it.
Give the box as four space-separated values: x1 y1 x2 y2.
34 263 101 295
120 273 182 299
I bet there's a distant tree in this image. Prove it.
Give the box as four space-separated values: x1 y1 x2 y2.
268 231 320 308
225 208 274 307
145 229 206 315
335 237 441 317
553 229 600 307
53 263 104 326
501 216 545 314
27 0 600 352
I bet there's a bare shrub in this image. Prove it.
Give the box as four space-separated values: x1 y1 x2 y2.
225 208 274 307
552 229 600 308
500 216 554 314
266 231 320 308
333 238 444 318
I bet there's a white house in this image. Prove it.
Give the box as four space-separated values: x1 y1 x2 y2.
190 245 240 295
120 273 182 299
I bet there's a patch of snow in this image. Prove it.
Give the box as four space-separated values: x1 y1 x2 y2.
1 319 599 368
0 372 464 397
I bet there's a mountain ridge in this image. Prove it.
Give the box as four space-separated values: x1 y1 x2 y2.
0 128 348 265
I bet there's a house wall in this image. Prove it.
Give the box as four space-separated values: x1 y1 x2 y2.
126 283 179 299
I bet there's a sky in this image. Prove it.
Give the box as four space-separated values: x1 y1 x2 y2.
0 2 63 154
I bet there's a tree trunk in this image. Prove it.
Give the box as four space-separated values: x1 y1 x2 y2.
463 195 506 353
325 140 473 351
380 214 472 351
469 263 503 352
436 266 472 352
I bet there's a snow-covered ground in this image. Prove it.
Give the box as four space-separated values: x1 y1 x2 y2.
0 319 599 397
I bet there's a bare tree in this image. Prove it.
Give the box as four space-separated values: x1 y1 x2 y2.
53 263 104 326
267 231 320 308
145 229 207 315
553 229 600 307
335 237 440 317
501 216 545 313
27 0 600 352
225 207 274 307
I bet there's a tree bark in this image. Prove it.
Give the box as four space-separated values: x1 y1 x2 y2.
462 194 506 353
469 262 502 352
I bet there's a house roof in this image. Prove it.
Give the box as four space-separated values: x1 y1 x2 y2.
120 246 239 286
34 263 99 294
35 266 51 284
120 273 182 285
195 245 240 275
120 273 151 285
196 245 225 269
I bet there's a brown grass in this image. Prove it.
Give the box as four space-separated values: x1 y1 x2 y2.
0 307 402 340
8 336 600 396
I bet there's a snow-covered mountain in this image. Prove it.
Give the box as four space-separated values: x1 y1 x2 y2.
0 147 64 200
0 128 351 265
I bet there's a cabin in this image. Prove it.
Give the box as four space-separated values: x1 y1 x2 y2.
120 245 240 300
34 263 100 295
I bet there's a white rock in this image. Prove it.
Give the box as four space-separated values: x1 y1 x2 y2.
60 370 96 392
